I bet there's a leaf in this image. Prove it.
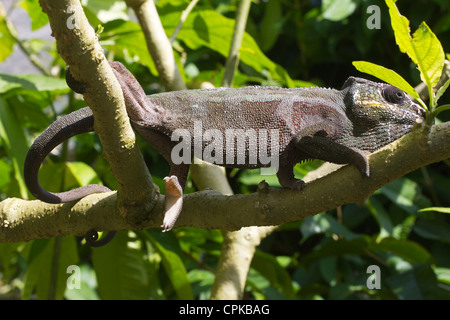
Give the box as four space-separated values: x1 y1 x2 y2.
411 22 445 88
0 73 69 94
413 218 450 243
92 231 150 300
322 0 358 21
260 0 283 51
318 256 337 285
385 0 444 88
146 232 194 300
434 267 450 285
65 162 104 190
82 0 129 23
302 238 370 264
0 98 29 199
379 178 420 215
300 213 361 241
20 0 49 30
188 269 215 299
251 250 295 298
386 263 442 299
366 198 394 239
370 238 431 263
0 13 16 62
22 237 79 300
435 78 450 103
101 20 158 76
419 207 450 214
433 103 450 117
238 170 281 188
352 61 421 101
164 9 296 87
64 264 100 300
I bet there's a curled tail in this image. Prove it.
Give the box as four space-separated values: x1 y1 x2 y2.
24 107 115 246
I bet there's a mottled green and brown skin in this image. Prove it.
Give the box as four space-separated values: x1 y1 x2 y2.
24 62 424 243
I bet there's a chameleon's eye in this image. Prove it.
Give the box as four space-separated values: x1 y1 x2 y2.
382 86 406 104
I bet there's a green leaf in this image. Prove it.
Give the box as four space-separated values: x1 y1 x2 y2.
22 237 78 300
379 178 420 215
301 213 361 241
92 231 150 300
366 198 394 239
0 159 13 194
435 78 450 103
370 238 431 263
385 0 444 88
0 73 69 94
101 20 158 76
413 218 450 243
65 162 104 190
0 14 16 62
302 238 370 264
188 269 215 299
146 233 194 299
318 256 337 285
22 239 51 299
419 207 450 214
352 61 421 101
64 264 100 300
433 104 450 117
0 98 29 199
163 9 296 87
20 0 49 31
322 0 358 21
82 0 129 23
386 263 442 299
238 170 281 188
251 250 295 298
434 267 450 285
259 0 283 51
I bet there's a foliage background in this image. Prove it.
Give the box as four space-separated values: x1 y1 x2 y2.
0 0 449 299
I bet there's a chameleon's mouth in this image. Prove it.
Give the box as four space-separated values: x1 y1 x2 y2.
411 102 426 118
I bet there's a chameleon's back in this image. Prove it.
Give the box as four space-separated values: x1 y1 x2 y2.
144 86 345 136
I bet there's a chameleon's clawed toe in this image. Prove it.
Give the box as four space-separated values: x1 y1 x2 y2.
291 179 306 191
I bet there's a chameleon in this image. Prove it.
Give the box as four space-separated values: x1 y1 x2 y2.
24 61 424 245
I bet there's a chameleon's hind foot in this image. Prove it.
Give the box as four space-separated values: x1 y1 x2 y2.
162 175 183 232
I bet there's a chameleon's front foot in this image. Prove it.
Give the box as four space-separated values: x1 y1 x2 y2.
290 179 307 190
65 66 87 94
162 175 184 232
276 165 307 190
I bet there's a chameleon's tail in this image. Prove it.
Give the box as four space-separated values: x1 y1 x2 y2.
24 107 114 246
24 107 110 202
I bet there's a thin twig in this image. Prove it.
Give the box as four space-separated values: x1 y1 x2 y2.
169 0 200 43
221 0 252 87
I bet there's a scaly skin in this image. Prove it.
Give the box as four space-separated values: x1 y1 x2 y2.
24 61 425 244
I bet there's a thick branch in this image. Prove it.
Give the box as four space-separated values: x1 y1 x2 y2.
2 122 449 242
38 0 157 226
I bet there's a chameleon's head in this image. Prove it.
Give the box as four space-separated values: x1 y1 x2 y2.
341 77 425 151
